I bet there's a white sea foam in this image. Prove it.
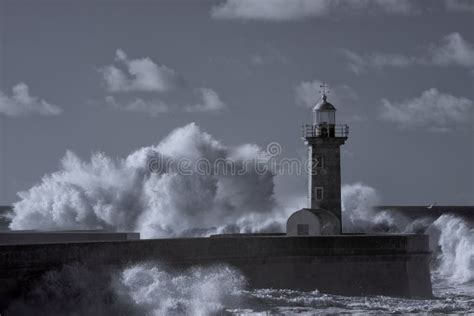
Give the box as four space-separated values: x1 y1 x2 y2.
118 264 245 316
341 182 414 233
240 288 474 314
9 123 277 238
341 183 473 286
7 263 246 316
432 214 474 284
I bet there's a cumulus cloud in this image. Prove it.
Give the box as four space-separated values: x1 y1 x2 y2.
344 33 474 73
105 96 170 117
102 49 182 93
295 79 358 108
211 0 414 21
431 33 474 67
445 0 474 13
99 50 226 116
250 54 265 66
211 0 332 21
0 83 62 117
342 50 419 74
104 88 226 116
185 88 227 112
372 0 414 14
9 123 277 238
379 88 473 131
250 50 288 66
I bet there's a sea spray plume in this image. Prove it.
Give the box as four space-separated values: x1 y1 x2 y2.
9 123 276 237
7 263 246 316
341 183 380 232
372 210 474 284
432 214 474 284
341 183 420 233
8 151 146 231
119 264 246 315
342 184 473 285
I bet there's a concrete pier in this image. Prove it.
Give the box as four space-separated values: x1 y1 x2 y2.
0 231 140 244
0 233 432 310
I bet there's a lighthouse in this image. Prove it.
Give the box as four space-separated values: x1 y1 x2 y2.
287 85 349 235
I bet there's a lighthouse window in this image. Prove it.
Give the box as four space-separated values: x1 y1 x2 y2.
297 224 309 235
315 187 324 200
316 156 325 168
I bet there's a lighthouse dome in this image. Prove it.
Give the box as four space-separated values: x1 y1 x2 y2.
313 95 336 112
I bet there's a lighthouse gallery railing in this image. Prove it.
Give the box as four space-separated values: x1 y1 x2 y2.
302 124 349 138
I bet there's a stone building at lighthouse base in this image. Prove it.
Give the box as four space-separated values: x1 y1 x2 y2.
287 208 340 236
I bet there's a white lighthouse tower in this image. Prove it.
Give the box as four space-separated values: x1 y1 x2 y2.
287 85 349 235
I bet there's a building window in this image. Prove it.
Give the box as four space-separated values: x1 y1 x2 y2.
316 156 325 168
315 187 324 201
297 224 309 235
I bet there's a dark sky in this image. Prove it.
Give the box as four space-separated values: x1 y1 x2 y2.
0 0 473 205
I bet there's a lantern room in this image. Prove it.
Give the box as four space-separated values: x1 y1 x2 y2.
312 94 336 126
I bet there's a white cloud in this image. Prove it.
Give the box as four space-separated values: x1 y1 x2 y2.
342 50 419 74
250 54 265 66
372 0 413 14
99 50 226 117
211 0 331 21
445 0 474 13
379 88 473 131
105 96 169 117
342 50 367 74
249 50 288 67
104 88 225 116
431 33 474 67
344 33 474 73
211 0 414 21
185 88 227 112
295 79 358 108
102 49 181 93
0 83 62 117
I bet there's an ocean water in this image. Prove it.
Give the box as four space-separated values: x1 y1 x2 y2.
226 214 474 315
4 212 474 315
228 279 474 315
8 257 473 315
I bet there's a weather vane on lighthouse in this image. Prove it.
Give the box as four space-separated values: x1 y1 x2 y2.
319 83 329 100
